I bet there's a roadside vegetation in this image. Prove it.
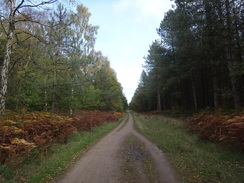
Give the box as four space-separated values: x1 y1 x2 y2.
0 2 130 182
0 110 125 183
133 113 244 183
185 110 244 150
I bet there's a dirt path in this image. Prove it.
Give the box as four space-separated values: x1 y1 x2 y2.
53 114 178 183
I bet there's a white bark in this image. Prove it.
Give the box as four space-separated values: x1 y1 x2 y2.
0 32 14 113
0 0 57 113
0 1 15 113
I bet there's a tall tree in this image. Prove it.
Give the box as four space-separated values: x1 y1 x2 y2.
0 0 57 113
224 0 242 109
131 0 243 112
144 41 168 112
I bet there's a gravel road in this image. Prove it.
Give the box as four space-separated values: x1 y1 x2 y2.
53 113 179 183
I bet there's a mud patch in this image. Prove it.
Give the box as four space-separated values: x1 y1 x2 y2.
119 134 159 183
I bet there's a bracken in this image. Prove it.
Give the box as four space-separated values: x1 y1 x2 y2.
185 110 244 150
0 109 123 164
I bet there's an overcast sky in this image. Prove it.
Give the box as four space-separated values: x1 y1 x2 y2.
81 0 174 103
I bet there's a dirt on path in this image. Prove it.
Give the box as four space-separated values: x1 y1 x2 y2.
53 113 179 183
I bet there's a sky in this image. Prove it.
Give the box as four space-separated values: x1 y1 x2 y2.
80 0 174 103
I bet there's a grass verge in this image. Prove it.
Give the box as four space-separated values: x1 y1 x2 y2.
0 115 126 183
116 112 129 132
132 113 244 183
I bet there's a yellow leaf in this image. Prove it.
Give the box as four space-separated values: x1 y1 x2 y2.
11 138 36 148
0 145 11 150
12 127 25 134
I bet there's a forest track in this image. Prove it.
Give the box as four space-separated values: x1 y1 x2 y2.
52 113 178 183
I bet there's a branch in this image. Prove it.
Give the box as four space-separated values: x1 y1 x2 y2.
13 0 25 16
8 60 18 75
15 34 33 44
14 17 50 28
15 18 39 24
12 29 47 48
13 9 32 23
15 30 46 43
19 0 58 9
0 13 9 35
8 47 32 74
0 19 8 35
13 10 59 28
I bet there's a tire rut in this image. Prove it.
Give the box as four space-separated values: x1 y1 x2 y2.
52 113 178 183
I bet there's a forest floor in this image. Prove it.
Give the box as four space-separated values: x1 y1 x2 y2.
52 113 179 183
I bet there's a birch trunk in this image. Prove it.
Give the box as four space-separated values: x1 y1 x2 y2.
0 1 15 113
0 0 57 114
0 33 14 113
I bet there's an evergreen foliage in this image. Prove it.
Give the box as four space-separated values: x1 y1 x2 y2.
130 0 243 112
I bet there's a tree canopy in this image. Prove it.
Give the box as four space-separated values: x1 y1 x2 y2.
0 1 127 113
130 0 243 112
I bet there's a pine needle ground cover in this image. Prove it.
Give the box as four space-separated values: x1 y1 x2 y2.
0 109 124 183
133 113 244 183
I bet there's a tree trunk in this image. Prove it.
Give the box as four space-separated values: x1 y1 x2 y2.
225 0 241 110
212 67 220 108
0 32 14 113
0 0 58 114
226 47 241 109
45 90 48 112
191 74 198 110
157 86 162 112
70 88 74 115
203 0 221 109
233 7 242 63
0 1 15 114
51 66 57 113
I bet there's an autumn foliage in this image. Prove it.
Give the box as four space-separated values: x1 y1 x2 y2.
0 109 122 164
185 110 244 150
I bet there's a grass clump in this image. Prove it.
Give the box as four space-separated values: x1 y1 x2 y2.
133 113 244 183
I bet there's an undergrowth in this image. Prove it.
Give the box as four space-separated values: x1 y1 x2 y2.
133 113 244 183
185 110 244 150
0 109 123 164
0 111 125 183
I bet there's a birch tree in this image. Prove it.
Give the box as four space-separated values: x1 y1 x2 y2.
0 0 57 113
